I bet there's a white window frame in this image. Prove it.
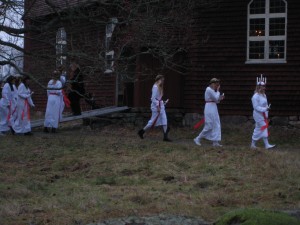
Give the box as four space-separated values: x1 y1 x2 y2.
104 18 118 74
56 27 67 66
246 0 287 64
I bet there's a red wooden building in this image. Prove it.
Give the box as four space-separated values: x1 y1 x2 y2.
24 0 300 119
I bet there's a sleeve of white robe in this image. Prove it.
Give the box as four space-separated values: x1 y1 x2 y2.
1 84 11 107
18 84 31 99
27 88 35 107
151 85 161 108
252 94 268 113
206 87 220 103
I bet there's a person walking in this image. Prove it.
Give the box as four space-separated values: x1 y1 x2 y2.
250 74 275 149
0 75 17 135
138 74 171 142
13 76 35 135
68 62 85 116
193 78 225 147
44 71 63 133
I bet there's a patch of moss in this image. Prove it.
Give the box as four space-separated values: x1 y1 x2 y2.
215 208 300 225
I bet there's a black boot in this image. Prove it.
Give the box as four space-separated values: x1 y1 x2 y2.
10 127 15 135
43 127 49 133
163 127 172 142
138 129 145 139
51 128 57 133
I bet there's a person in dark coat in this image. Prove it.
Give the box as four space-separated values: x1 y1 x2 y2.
68 62 85 116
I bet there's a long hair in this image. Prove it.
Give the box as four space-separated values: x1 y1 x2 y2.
22 76 30 89
6 76 15 91
155 75 164 96
254 85 265 96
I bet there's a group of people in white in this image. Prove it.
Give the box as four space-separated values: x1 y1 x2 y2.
139 74 276 150
0 61 86 136
0 71 276 149
0 75 35 135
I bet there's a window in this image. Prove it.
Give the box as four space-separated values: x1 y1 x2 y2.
246 0 287 63
56 27 67 67
104 18 118 74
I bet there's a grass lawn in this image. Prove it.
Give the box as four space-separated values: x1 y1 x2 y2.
0 122 299 225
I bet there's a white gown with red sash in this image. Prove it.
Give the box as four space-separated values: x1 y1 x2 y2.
251 93 269 140
44 80 63 129
196 87 221 141
13 83 35 134
145 84 167 127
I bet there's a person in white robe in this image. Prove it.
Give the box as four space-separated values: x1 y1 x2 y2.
44 71 63 133
0 76 17 135
138 75 171 141
194 78 225 147
13 76 35 135
251 75 275 149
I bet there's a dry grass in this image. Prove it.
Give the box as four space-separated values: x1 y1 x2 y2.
0 122 299 225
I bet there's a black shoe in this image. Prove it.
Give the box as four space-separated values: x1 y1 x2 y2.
10 127 15 135
43 127 49 133
24 132 33 136
51 128 57 133
163 137 172 142
163 132 172 142
138 129 145 139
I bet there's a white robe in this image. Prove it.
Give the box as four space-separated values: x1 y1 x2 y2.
59 72 67 116
197 87 221 141
11 85 18 122
44 80 63 129
251 93 269 140
13 83 35 134
145 84 167 127
0 83 15 132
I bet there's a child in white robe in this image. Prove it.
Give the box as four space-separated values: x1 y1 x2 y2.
0 76 17 135
138 75 171 141
194 78 225 147
44 71 63 133
251 75 275 149
13 76 35 135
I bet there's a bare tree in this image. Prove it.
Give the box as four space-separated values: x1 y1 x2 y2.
0 0 219 110
1 0 218 80
0 0 24 77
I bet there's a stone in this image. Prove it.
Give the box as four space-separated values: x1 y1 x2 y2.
221 116 248 125
289 121 300 129
271 116 289 126
289 116 299 121
183 113 202 127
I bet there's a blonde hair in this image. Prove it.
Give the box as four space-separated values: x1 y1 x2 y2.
255 85 265 94
155 75 164 95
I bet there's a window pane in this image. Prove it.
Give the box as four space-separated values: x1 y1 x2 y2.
249 41 265 59
269 18 285 36
269 40 285 59
270 0 286 13
250 0 265 14
250 18 265 36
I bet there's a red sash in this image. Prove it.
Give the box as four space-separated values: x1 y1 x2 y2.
62 90 70 108
193 118 205 129
7 100 12 121
21 99 30 121
260 112 270 136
